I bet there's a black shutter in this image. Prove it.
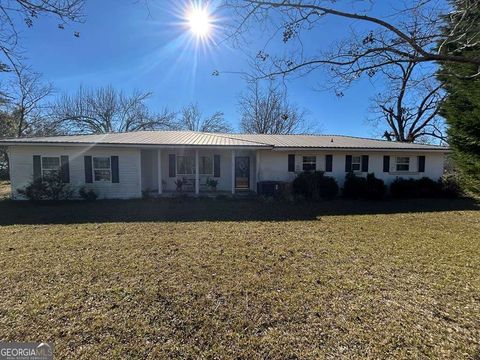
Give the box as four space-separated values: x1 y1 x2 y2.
418 156 426 173
60 155 70 183
214 155 221 177
325 155 333 172
361 155 369 172
383 156 390 172
33 155 41 180
288 154 295 172
84 156 93 183
111 156 119 183
345 155 352 172
169 154 176 177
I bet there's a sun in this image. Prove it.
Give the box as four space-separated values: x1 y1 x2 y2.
187 5 212 37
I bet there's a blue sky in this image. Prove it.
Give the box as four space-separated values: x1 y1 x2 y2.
14 0 398 137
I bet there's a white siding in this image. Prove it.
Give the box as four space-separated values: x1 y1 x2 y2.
8 145 141 199
257 150 446 186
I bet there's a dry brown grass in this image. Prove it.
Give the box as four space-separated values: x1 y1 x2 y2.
0 195 479 359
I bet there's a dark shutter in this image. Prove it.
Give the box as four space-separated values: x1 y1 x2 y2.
214 155 221 177
111 156 119 183
84 156 93 183
361 155 369 172
345 155 352 172
418 156 426 173
288 154 295 172
60 155 70 183
33 155 41 180
169 154 176 177
383 156 390 172
325 155 333 172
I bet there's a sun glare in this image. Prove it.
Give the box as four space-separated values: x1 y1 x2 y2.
187 6 212 37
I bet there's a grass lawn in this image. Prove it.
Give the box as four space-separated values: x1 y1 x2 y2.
0 184 479 358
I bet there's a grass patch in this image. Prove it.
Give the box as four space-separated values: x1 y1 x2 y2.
0 190 479 358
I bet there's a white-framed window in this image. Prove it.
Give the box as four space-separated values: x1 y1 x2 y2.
351 156 362 172
199 156 213 175
302 156 316 172
177 155 195 175
93 156 111 182
41 156 60 178
395 156 410 172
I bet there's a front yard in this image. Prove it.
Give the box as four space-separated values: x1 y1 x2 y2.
0 187 479 358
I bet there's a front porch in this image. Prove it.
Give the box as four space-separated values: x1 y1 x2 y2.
140 148 259 196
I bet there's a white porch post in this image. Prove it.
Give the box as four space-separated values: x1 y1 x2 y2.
255 150 260 192
157 149 162 194
231 149 235 194
195 149 199 195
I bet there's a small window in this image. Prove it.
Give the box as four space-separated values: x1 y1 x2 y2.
396 156 410 172
351 156 361 172
177 156 195 175
302 156 316 172
199 156 213 175
41 157 60 178
93 157 111 182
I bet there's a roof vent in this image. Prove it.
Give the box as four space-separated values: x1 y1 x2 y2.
331 138 334 142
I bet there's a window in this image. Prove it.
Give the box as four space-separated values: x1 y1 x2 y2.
199 156 213 175
302 156 316 172
93 157 111 182
351 156 362 172
177 156 195 175
395 156 410 172
41 157 60 178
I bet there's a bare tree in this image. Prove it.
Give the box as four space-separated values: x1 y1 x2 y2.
52 85 176 134
1 66 54 137
370 60 446 143
239 81 307 134
0 0 84 73
223 0 480 84
177 103 232 133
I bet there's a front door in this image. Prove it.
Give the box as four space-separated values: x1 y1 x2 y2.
235 156 250 190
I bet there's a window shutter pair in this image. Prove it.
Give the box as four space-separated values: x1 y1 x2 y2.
33 155 70 183
382 155 425 172
345 155 369 172
169 154 221 177
84 155 119 183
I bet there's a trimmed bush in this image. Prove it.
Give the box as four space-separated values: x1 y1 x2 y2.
79 187 98 201
343 172 386 200
390 177 458 198
292 171 339 200
17 173 73 201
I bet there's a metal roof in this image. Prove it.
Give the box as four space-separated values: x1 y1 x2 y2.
0 131 449 151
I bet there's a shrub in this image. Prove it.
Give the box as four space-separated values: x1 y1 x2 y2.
79 187 98 201
365 173 387 200
343 173 386 200
390 177 456 198
342 172 367 199
440 173 462 198
17 173 73 201
292 171 338 200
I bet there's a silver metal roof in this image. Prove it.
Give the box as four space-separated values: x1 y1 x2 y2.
0 131 449 151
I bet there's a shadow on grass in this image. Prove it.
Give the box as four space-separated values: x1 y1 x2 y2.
0 197 478 225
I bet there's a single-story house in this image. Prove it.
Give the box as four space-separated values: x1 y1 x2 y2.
0 131 449 199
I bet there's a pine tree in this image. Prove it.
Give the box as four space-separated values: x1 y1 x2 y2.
438 0 480 194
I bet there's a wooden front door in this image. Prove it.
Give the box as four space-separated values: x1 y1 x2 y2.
235 156 250 190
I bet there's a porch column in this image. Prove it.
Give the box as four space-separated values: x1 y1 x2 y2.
195 149 199 195
231 149 235 194
255 151 260 192
157 149 162 194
